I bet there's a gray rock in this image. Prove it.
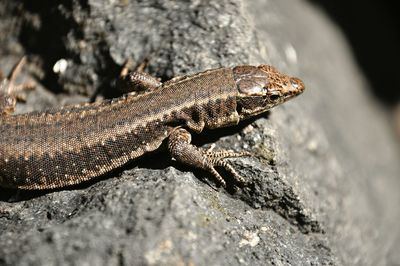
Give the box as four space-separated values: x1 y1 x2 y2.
0 0 399 265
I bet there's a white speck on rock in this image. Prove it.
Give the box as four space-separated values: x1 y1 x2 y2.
53 59 68 74
239 230 260 247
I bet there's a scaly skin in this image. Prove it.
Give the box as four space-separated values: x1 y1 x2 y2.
0 62 304 189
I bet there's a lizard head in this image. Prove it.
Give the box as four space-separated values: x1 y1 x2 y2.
233 64 305 119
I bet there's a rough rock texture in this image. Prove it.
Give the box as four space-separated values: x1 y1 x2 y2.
0 0 399 265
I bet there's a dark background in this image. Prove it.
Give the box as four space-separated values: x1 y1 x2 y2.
311 0 400 107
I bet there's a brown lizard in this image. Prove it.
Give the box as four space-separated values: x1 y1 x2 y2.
0 59 304 190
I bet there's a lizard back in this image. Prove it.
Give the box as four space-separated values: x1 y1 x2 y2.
0 67 238 189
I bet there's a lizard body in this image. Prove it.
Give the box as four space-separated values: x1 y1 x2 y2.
0 62 304 189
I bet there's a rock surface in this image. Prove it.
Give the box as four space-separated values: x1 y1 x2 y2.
0 0 399 265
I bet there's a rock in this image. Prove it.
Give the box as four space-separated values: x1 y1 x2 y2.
0 0 399 265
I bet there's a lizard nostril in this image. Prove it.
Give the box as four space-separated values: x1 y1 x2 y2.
290 78 299 88
290 77 305 92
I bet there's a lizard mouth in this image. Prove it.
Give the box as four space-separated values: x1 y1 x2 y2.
275 77 305 101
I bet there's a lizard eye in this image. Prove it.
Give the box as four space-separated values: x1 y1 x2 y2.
269 94 280 101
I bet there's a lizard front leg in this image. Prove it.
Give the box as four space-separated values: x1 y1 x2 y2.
0 57 29 116
118 59 162 93
168 128 249 187
118 59 196 94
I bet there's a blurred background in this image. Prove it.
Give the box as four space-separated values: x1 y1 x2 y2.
310 0 400 139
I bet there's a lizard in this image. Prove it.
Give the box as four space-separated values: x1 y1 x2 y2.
0 58 304 190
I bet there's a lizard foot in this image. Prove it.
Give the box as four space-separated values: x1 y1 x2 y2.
168 127 250 187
